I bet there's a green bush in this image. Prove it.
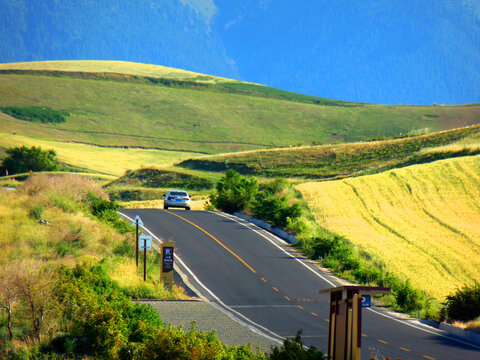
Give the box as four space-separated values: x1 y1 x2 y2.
269 330 327 360
85 194 134 234
444 282 480 322
1 145 59 175
394 280 422 312
209 169 258 213
252 193 302 228
1 106 68 124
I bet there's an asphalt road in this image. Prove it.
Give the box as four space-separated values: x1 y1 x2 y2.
119 209 480 360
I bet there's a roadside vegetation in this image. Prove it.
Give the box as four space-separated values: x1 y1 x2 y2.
207 165 480 326
0 174 326 359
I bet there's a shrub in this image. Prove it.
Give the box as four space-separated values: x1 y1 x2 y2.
394 280 422 312
209 169 258 213
252 193 302 228
1 106 68 124
86 193 134 234
1 146 59 175
269 330 327 360
444 282 480 322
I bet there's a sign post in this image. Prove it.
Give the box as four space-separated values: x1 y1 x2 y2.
138 234 152 281
131 215 144 267
319 285 391 360
161 240 174 291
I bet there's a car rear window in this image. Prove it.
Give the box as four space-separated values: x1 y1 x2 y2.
170 191 188 196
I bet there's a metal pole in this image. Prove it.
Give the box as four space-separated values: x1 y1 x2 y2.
135 222 139 267
143 236 147 281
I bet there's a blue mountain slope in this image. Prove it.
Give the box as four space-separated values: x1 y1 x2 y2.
0 0 479 105
213 0 480 105
0 0 238 78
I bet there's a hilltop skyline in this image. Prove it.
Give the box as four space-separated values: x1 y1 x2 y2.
0 0 479 105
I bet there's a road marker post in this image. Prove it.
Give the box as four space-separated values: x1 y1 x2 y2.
319 285 391 360
131 215 144 267
138 234 152 281
161 240 174 291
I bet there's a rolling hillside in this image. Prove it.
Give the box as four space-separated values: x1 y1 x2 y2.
179 125 480 179
1 61 479 157
296 155 480 300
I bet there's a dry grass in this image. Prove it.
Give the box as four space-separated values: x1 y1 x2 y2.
297 155 480 300
1 174 187 301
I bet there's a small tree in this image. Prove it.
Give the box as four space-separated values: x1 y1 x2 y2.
209 169 258 213
0 265 19 339
1 145 59 175
15 261 56 341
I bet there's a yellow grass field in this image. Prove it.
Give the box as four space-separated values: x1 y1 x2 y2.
297 155 480 300
0 132 200 176
0 60 235 83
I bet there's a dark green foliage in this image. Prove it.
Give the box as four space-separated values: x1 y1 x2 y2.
301 230 428 314
85 194 134 234
47 263 267 359
1 145 59 175
444 282 480 322
269 330 327 360
1 106 68 123
394 281 422 312
252 179 302 227
209 169 258 213
52 263 163 359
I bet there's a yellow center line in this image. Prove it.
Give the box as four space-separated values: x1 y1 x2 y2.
285 296 291 301
273 287 279 292
378 339 388 344
165 210 256 273
325 319 330 323
311 312 318 317
361 333 367 337
297 305 304 310
423 356 435 360
261 277 268 283
400 347 411 352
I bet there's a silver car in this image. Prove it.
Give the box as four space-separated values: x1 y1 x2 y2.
163 190 191 210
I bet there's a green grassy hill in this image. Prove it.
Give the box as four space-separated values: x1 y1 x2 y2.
178 125 480 179
1 61 479 157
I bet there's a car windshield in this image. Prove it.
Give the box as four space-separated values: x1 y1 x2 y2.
170 191 187 196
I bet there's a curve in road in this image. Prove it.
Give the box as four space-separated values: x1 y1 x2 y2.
119 209 480 360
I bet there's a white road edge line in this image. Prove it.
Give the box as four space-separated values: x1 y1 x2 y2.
212 212 480 350
212 211 336 287
118 211 284 344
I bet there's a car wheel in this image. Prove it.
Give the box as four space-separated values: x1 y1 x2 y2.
186 207 191 210
164 205 168 209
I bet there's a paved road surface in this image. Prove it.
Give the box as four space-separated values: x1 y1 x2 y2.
120 209 480 360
